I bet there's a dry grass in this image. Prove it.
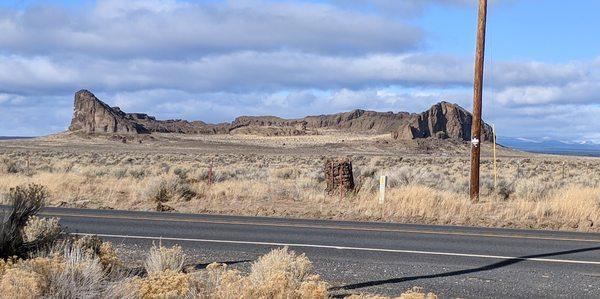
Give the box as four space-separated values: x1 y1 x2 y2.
2 241 433 298
1 234 433 299
144 244 186 274
1 135 599 232
0 186 439 299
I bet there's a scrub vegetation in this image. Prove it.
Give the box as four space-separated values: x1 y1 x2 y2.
0 191 436 298
1 134 599 232
1 152 598 232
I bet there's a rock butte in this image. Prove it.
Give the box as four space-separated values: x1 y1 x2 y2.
68 89 493 142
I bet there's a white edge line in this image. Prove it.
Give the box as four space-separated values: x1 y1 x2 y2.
72 233 600 266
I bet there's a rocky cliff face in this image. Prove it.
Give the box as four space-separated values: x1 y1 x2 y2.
68 90 492 142
392 102 493 141
304 110 411 133
69 90 149 134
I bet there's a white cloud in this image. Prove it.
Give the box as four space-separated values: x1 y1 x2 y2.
330 0 500 17
1 51 597 103
0 0 421 58
0 0 596 142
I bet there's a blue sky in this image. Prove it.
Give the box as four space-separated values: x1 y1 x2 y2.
416 0 600 62
0 0 599 142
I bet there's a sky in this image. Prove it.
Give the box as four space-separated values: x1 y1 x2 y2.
0 0 599 142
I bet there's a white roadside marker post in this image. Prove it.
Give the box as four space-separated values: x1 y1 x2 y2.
379 175 387 220
379 175 387 204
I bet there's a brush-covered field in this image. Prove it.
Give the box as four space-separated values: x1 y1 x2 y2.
0 184 436 298
1 133 599 232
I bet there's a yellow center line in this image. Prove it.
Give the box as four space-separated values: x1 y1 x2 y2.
41 211 600 243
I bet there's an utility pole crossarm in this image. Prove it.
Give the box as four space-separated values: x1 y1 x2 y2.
470 0 488 202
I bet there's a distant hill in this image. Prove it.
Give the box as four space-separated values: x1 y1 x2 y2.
498 137 600 157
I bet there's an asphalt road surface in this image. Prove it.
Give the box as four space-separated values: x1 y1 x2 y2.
34 207 600 298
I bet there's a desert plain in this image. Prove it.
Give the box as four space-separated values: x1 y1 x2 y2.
1 131 598 232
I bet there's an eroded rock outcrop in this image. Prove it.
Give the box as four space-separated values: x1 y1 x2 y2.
392 102 493 142
68 90 227 135
69 90 149 134
68 90 492 142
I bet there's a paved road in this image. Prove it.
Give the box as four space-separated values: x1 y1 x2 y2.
35 207 600 298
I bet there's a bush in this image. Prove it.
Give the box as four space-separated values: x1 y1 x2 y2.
193 263 248 298
1 159 21 174
191 247 328 299
144 244 186 275
128 168 146 180
46 246 105 298
113 168 127 179
515 179 548 201
0 184 55 259
244 247 327 298
272 167 301 180
0 241 432 299
144 175 196 203
137 269 191 299
74 235 103 255
0 267 44 298
15 255 64 284
0 237 127 298
74 235 123 270
99 242 123 270
23 216 61 243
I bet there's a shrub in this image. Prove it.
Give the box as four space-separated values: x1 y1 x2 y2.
515 179 548 201
1 159 21 174
190 248 328 299
16 255 64 285
144 176 178 203
23 216 61 243
74 235 103 256
355 165 377 179
213 169 239 182
137 269 191 299
73 235 122 270
0 267 44 299
113 168 127 179
384 167 432 188
46 246 105 298
128 169 146 180
0 184 53 259
272 167 301 180
99 242 123 270
177 184 197 202
173 167 190 180
144 244 186 275
493 179 515 201
247 247 327 298
193 263 248 298
103 277 140 299
144 175 196 203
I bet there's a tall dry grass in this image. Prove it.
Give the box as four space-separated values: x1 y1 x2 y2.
1 150 599 231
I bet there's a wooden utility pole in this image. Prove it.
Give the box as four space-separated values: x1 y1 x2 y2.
470 0 488 202
493 124 498 191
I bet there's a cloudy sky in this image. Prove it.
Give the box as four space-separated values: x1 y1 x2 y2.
1 0 599 142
